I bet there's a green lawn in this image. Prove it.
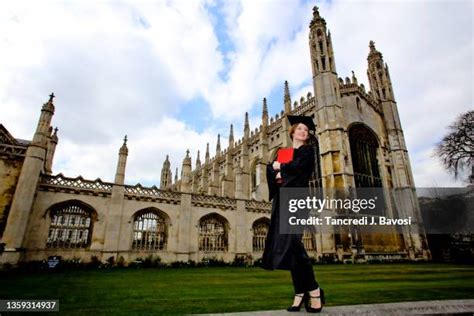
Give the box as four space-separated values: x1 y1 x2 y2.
1 263 473 315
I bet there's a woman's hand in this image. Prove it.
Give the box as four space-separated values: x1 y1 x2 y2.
272 161 281 171
276 172 281 180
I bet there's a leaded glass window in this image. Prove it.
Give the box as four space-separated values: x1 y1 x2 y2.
349 124 385 215
132 210 167 250
252 218 269 252
199 214 228 252
46 203 93 249
349 124 382 188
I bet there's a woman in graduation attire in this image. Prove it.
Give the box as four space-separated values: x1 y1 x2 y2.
262 115 325 313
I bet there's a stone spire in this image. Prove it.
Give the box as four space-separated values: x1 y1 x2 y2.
1 93 58 258
216 134 221 155
262 98 268 128
284 80 292 113
196 150 201 169
367 41 395 101
244 112 250 140
183 149 191 164
205 142 210 163
368 40 383 60
33 93 55 148
180 149 192 192
228 124 234 149
175 167 178 184
309 6 339 106
309 6 326 28
160 154 172 189
114 135 128 185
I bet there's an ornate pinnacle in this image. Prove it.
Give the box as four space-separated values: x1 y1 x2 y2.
284 80 291 103
310 5 326 27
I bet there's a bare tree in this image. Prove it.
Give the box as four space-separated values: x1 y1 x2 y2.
436 110 474 182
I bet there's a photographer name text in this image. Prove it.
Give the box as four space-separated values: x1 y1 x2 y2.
289 216 412 226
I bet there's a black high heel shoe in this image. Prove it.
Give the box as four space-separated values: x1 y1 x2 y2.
304 288 325 313
287 293 306 312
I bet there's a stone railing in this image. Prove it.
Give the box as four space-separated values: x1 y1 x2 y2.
40 174 272 212
245 200 271 213
40 173 113 195
0 144 27 158
124 184 181 203
192 194 237 210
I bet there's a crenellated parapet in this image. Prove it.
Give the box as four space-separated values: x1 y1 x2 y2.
40 173 113 196
289 94 316 116
338 76 382 114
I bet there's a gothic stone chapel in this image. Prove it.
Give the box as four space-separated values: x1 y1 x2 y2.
0 7 430 266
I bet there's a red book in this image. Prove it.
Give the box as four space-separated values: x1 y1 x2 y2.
277 147 294 163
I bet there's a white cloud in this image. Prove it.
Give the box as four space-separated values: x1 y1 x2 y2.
204 0 314 119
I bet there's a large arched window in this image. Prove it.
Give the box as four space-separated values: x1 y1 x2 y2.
349 124 384 216
349 124 382 188
252 218 270 252
46 200 95 249
198 213 228 252
132 209 168 250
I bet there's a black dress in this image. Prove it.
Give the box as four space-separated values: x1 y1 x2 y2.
262 144 315 270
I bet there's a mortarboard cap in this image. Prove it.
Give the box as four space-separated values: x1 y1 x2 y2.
287 115 316 132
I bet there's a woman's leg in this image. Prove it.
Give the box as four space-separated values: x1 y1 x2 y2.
290 236 319 292
291 258 318 293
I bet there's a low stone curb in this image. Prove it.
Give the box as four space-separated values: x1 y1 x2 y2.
195 299 474 315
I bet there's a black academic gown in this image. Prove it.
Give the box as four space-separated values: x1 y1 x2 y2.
261 144 315 270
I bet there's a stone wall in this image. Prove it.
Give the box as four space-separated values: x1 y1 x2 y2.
0 158 24 237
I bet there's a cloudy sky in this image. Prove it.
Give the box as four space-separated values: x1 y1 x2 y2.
1 0 472 187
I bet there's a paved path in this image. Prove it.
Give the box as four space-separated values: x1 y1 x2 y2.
196 299 474 315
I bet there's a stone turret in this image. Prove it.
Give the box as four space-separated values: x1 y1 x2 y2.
160 154 172 189
262 98 269 129
367 41 395 102
114 135 128 185
228 125 234 149
1 94 56 264
284 80 292 113
103 135 129 258
216 134 221 156
195 150 201 169
180 149 192 193
244 112 250 140
205 143 210 163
